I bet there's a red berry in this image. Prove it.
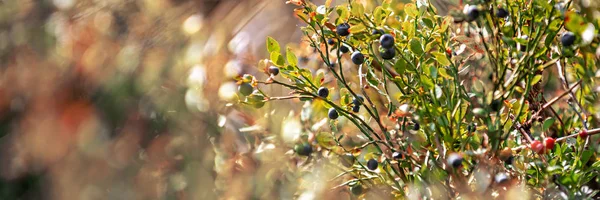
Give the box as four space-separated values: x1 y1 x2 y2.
544 137 555 151
579 129 588 138
530 140 544 154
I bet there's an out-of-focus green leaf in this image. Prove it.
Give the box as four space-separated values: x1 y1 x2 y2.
316 132 336 149
542 117 555 131
267 36 280 53
432 52 451 66
286 47 298 66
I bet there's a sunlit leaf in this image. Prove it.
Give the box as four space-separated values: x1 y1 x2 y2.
267 36 281 53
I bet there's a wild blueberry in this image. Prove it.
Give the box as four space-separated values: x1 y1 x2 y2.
327 38 335 45
413 121 420 131
465 5 479 22
352 95 364 106
494 173 509 184
505 155 514 165
268 66 279 76
392 152 402 159
294 143 312 156
328 108 339 120
350 184 364 195
238 83 253 96
351 52 365 65
379 34 395 49
352 105 360 113
490 99 502 112
317 87 329 98
447 153 463 168
496 8 509 18
300 56 310 63
336 23 350 36
372 29 384 35
561 32 576 47
367 159 378 170
340 45 350 53
380 47 396 60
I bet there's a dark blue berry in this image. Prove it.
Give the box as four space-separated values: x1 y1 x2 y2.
561 32 576 47
466 6 479 22
379 34 395 49
380 47 396 60
327 38 335 45
351 52 365 65
496 8 509 18
340 45 349 53
294 143 313 156
352 105 360 113
505 156 514 165
268 66 279 76
392 152 402 159
367 159 378 170
372 29 384 35
447 153 463 168
352 95 364 106
336 23 350 36
317 87 329 98
413 122 420 131
238 83 253 96
328 108 339 119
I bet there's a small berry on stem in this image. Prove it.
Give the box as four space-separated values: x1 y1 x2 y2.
317 87 329 98
328 108 339 120
336 23 350 36
367 159 378 170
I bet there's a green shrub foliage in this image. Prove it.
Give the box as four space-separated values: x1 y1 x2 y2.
238 0 600 198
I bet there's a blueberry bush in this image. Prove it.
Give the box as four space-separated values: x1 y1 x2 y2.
236 0 600 198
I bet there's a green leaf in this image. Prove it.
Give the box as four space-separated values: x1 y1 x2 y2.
336 5 350 23
404 3 418 18
316 132 336 149
429 65 438 79
314 71 325 87
340 88 350 105
393 59 407 75
422 18 434 29
286 47 298 66
266 36 280 53
542 117 555 131
351 1 364 17
409 39 424 56
565 12 586 34
581 150 593 167
348 23 366 33
420 76 434 90
434 85 442 99
432 52 451 66
270 52 285 66
438 68 453 79
531 75 542 85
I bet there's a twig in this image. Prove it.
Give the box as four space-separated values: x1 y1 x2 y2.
511 128 600 151
529 80 582 123
265 95 312 101
509 114 533 144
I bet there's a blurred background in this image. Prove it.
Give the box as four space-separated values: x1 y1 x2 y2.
0 0 327 199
